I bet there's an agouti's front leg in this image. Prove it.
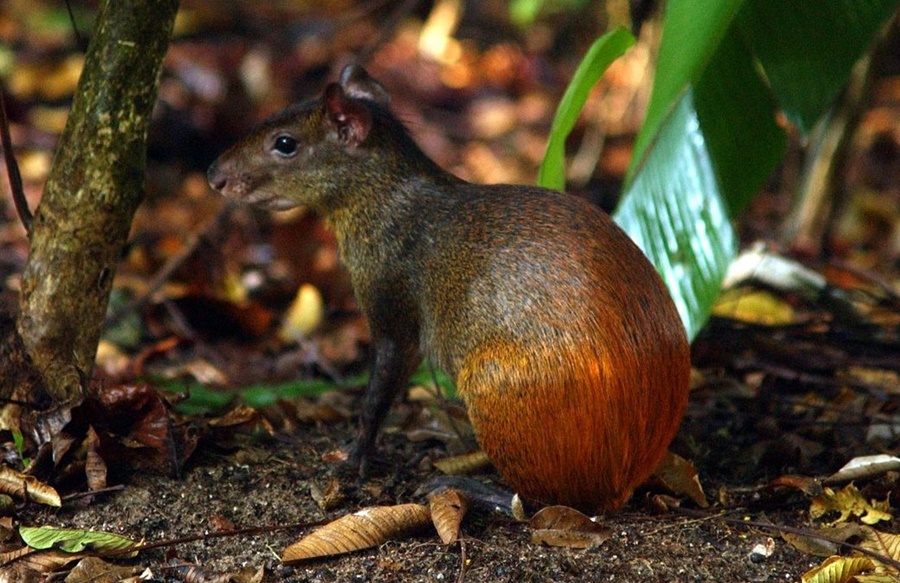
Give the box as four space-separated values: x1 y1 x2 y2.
348 334 422 477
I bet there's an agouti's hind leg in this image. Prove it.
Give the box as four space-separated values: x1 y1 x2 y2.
347 336 421 477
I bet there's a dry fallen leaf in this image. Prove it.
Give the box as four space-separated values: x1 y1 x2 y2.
85 426 108 493
528 506 611 549
64 556 143 583
0 466 61 507
826 455 900 484
85 383 199 476
859 527 900 566
810 484 892 526
650 451 709 508
769 474 824 497
428 488 470 544
282 504 432 564
0 547 85 574
801 555 876 583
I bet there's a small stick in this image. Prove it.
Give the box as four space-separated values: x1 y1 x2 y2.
0 82 31 234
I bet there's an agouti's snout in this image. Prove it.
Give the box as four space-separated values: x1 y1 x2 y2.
206 160 227 192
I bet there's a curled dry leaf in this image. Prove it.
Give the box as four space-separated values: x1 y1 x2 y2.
91 383 201 476
208 405 262 431
528 506 611 549
769 474 823 497
511 494 528 522
826 455 900 484
428 488 470 544
810 484 892 526
85 426 108 492
4 547 84 574
433 450 491 475
0 466 61 507
801 555 875 583
650 451 709 508
281 503 431 564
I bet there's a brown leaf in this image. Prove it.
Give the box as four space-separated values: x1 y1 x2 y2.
64 556 142 582
83 383 199 476
0 466 61 507
281 504 431 564
428 488 470 544
531 528 611 549
84 426 107 492
859 527 900 567
529 505 607 533
650 451 709 508
528 505 610 548
209 405 260 427
1 547 85 574
769 474 823 496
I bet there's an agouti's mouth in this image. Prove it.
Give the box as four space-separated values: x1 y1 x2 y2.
243 191 299 211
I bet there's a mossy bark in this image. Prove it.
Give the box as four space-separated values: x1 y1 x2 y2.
11 0 178 430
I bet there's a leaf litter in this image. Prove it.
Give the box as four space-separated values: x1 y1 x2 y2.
1 1 899 581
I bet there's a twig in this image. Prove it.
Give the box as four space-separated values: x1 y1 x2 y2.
62 484 126 503
0 82 31 234
108 520 326 557
64 0 88 53
456 538 468 583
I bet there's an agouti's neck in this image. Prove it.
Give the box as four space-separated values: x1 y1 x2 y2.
321 126 461 258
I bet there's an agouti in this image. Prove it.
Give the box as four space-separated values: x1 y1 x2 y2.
207 65 691 513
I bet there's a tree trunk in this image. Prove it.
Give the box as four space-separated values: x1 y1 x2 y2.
10 0 178 437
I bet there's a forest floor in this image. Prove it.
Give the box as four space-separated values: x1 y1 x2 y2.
1 1 900 581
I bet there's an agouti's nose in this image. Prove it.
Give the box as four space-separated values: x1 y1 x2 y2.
207 161 227 192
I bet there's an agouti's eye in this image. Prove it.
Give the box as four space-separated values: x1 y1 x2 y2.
272 135 299 157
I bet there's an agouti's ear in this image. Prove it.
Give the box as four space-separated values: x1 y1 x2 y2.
339 64 391 107
323 83 372 148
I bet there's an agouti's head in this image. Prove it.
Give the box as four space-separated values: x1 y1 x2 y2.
207 65 404 212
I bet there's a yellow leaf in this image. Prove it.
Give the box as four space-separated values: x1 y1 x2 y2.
712 288 794 325
810 484 892 526
801 555 875 583
279 284 324 342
